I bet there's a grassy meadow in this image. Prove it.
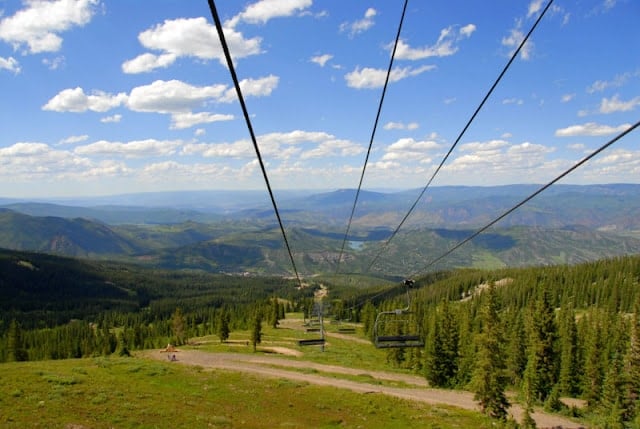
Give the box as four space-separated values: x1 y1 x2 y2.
0 356 494 429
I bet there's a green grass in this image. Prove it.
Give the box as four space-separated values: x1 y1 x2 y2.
0 357 494 429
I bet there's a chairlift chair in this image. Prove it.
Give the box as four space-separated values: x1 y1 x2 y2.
372 279 424 349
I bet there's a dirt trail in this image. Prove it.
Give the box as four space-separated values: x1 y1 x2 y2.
142 349 583 428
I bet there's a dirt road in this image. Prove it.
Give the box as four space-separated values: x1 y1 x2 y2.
142 349 583 428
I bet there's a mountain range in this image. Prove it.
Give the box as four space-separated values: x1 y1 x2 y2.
0 184 638 277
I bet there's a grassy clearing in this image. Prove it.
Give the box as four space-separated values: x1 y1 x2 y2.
0 356 494 429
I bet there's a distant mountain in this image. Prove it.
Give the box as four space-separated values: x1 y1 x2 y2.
0 209 142 257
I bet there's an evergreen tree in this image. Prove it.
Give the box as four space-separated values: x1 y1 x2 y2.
250 312 262 352
171 307 186 346
217 309 230 343
523 284 558 403
557 301 580 396
426 300 459 388
624 298 640 421
505 310 527 387
582 309 604 408
6 319 27 362
471 284 509 420
269 297 280 329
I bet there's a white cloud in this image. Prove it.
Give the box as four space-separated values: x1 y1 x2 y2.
122 53 176 74
0 56 20 73
122 17 262 73
127 80 227 113
527 0 545 18
0 0 99 54
599 94 640 114
170 112 234 130
101 114 122 123
345 65 435 89
555 122 632 137
502 21 533 60
381 138 440 161
219 75 279 103
383 121 419 131
394 24 476 60
587 71 639 93
340 8 377 37
183 130 363 161
310 54 333 67
58 135 89 145
43 56 65 70
561 93 575 103
74 139 183 158
43 87 127 112
233 0 312 25
502 98 524 105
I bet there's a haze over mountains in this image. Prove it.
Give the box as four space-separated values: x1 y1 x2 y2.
0 184 638 277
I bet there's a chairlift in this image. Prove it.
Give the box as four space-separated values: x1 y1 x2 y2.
373 279 424 349
298 301 326 349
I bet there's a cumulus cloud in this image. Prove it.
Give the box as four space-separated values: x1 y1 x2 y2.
0 56 20 73
183 130 363 161
230 0 312 25
381 138 440 162
599 94 640 114
74 139 183 158
340 8 377 37
345 65 435 89
555 122 632 137
0 0 100 54
394 24 476 60
561 93 575 103
170 112 234 130
122 17 262 73
43 87 127 112
310 54 333 67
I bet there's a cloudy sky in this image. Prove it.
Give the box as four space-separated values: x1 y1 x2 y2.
0 0 638 198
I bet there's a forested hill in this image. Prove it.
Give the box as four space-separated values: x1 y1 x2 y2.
364 254 640 426
0 248 301 330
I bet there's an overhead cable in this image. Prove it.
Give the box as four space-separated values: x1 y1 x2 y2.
365 0 555 272
206 0 303 288
411 119 640 276
335 0 410 275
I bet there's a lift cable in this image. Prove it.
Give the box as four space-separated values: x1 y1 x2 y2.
410 119 640 277
206 0 303 288
335 0 410 275
365 0 555 273
345 120 639 315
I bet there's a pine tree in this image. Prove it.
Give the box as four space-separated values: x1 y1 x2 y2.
426 300 459 388
217 309 230 343
624 299 640 421
471 283 509 420
523 284 558 403
557 301 580 396
505 310 527 387
250 312 262 352
7 319 27 362
171 307 186 346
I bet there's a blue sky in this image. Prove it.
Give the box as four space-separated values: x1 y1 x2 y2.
0 0 638 198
